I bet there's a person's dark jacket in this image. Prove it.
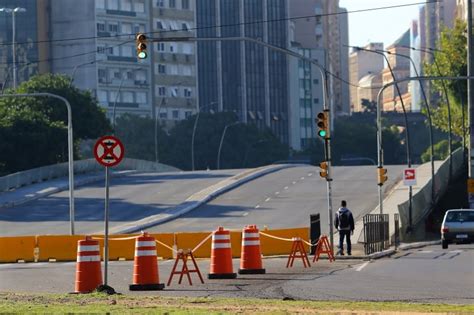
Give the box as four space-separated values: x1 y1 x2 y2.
334 207 355 231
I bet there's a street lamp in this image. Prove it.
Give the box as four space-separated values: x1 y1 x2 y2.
376 48 436 205
69 60 97 88
0 7 26 89
349 45 413 217
404 46 454 181
217 121 241 170
191 101 217 171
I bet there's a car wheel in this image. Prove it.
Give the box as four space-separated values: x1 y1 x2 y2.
442 240 448 249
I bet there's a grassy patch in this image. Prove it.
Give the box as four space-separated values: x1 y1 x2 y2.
0 292 473 314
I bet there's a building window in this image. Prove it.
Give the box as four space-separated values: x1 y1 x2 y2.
172 110 180 119
108 23 118 33
157 86 166 96
156 21 164 29
159 111 167 119
156 42 165 51
185 111 192 118
136 92 147 103
122 45 133 57
96 0 105 9
121 23 132 34
171 87 179 97
313 98 319 104
97 46 107 54
135 0 145 12
97 22 105 32
97 90 107 102
158 64 166 74
184 88 192 98
98 69 107 80
182 23 188 31
109 0 119 10
156 0 164 7
123 91 134 103
169 0 176 8
313 79 319 85
121 0 132 11
181 0 190 9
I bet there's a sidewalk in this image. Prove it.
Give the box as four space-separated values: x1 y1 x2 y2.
354 161 443 243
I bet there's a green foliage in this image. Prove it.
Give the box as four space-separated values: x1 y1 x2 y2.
114 114 169 162
421 139 462 162
360 98 377 113
0 74 110 174
423 20 467 138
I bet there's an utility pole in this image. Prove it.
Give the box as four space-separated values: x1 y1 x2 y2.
468 0 474 207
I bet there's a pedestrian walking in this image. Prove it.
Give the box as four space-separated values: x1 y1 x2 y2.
334 200 355 255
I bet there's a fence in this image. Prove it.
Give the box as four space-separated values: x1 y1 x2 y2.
363 214 390 255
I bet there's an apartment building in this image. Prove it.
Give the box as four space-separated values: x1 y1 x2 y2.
195 0 290 144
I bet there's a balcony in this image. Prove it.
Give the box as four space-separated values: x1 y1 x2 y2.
105 9 136 17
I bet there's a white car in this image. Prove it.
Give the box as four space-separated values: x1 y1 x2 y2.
441 209 474 249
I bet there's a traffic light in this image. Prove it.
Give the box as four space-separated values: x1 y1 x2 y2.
136 33 148 59
377 167 388 186
319 161 328 179
316 111 329 139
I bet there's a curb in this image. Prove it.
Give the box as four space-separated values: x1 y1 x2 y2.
110 164 297 234
398 240 441 250
0 170 135 209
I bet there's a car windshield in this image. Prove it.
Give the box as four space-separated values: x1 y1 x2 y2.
446 211 474 222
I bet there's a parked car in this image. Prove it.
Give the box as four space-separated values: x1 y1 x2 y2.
441 209 474 249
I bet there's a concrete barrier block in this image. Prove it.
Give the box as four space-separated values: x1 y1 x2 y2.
260 227 310 256
0 236 36 263
37 235 85 262
175 232 213 258
150 233 175 259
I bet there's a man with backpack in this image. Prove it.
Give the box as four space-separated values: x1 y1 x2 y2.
334 200 355 255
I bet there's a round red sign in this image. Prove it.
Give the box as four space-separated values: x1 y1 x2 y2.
93 135 125 167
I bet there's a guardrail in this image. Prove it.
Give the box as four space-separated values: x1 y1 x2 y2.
0 158 180 192
0 227 309 263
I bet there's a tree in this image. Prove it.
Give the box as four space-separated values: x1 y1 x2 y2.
423 20 467 138
163 112 288 170
114 114 169 162
0 74 110 174
421 139 462 163
361 98 377 113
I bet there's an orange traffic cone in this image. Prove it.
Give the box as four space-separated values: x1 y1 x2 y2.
129 232 165 290
75 236 103 293
208 227 237 279
238 225 265 274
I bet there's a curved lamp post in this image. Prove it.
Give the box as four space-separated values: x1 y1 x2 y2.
69 60 97 88
217 121 240 170
191 101 217 171
405 46 454 181
376 48 435 204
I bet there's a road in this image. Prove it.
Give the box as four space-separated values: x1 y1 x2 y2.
0 244 472 303
149 165 406 234
0 170 241 236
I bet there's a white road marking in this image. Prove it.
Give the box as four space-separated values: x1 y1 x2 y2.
284 186 289 190
449 250 463 253
355 261 370 272
419 250 433 253
242 212 249 216
255 205 260 209
275 191 280 195
265 197 271 202
292 181 296 184
300 177 305 180
308 173 313 176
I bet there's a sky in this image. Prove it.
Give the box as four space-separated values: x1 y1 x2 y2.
339 0 427 48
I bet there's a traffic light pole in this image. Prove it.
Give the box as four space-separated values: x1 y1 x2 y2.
146 35 335 249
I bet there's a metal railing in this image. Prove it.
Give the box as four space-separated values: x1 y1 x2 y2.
363 214 390 255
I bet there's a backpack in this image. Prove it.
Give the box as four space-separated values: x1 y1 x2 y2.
338 211 350 228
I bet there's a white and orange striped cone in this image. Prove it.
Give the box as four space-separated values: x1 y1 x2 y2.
129 232 165 291
238 225 265 274
75 236 103 293
208 227 237 279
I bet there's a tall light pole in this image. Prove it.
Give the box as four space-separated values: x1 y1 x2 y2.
69 60 96 88
377 49 435 204
0 7 26 89
191 101 217 171
350 45 413 221
468 0 474 208
406 46 454 181
217 121 240 170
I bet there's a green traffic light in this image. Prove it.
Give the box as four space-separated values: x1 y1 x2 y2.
138 51 147 59
318 129 327 138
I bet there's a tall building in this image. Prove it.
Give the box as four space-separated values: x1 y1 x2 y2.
410 18 423 112
196 0 290 144
382 30 412 112
424 0 456 59
348 43 384 112
50 0 153 119
0 0 50 90
288 0 325 150
152 0 197 122
322 0 350 116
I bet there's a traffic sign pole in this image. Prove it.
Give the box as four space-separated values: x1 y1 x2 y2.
94 135 124 289
104 166 110 286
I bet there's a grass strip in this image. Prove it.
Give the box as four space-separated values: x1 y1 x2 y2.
0 292 473 314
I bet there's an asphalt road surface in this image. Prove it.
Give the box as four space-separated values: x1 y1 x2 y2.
0 244 472 303
149 165 406 234
0 170 241 236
